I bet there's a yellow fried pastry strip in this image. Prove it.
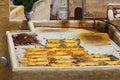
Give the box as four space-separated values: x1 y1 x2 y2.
46 43 61 48
105 61 120 65
27 62 48 66
26 48 46 52
56 60 76 64
50 63 73 67
28 58 48 62
25 51 48 55
53 55 73 60
77 61 99 66
47 39 61 43
25 54 47 58
90 57 111 61
63 39 77 43
86 54 107 58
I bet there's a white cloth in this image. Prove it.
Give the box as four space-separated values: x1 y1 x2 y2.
51 0 68 19
115 14 120 18
108 10 114 20
116 9 120 13
51 0 61 16
30 0 50 20
115 9 120 18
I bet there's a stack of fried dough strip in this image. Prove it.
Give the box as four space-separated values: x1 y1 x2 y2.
25 48 49 66
46 39 80 48
20 47 120 66
19 39 120 66
23 47 87 66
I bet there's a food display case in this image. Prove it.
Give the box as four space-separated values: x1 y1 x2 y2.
7 20 120 80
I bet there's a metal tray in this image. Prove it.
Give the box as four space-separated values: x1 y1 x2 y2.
7 29 120 68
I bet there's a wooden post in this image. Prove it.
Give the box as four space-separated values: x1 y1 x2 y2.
82 0 84 19
0 0 10 80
